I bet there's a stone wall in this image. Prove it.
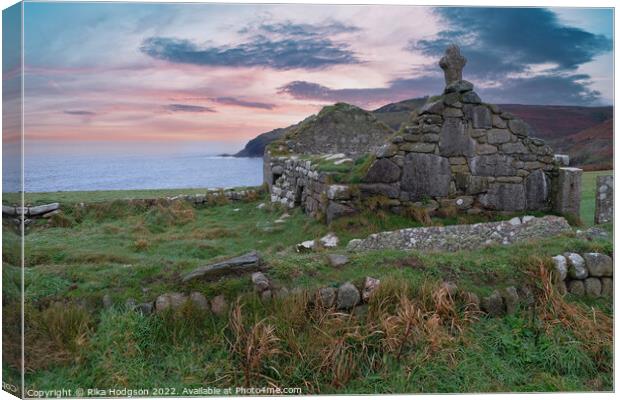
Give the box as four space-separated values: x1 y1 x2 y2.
362 82 558 214
552 252 613 298
268 156 330 217
595 175 613 224
346 215 571 252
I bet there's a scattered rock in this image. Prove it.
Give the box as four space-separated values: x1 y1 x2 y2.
481 290 505 317
125 298 137 309
327 254 349 267
251 272 271 292
584 278 602 298
317 287 337 308
337 282 361 310
319 233 339 248
256 203 266 210
564 253 588 279
583 253 613 277
29 202 60 216
261 290 272 302
501 287 519 314
362 277 380 301
155 292 187 312
551 255 568 282
189 292 209 310
182 251 263 282
517 286 535 307
463 291 480 310
576 227 609 241
210 295 228 316
440 281 458 297
567 280 585 296
102 294 113 309
296 240 316 252
136 302 154 315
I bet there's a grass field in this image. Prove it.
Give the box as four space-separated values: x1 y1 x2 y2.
1 170 613 394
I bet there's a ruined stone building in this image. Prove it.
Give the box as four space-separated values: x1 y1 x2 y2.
265 45 581 223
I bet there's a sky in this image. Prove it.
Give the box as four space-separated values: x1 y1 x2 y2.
4 2 614 155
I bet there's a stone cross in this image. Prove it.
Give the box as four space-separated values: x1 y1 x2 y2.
439 44 467 86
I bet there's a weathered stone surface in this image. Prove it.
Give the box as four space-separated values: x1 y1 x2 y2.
326 185 351 200
565 252 588 279
601 278 613 297
364 158 401 183
583 253 613 277
501 142 527 154
210 295 228 316
508 119 531 137
189 292 210 310
525 169 550 210
326 202 356 224
182 251 263 282
401 153 451 200
376 143 398 158
445 80 474 93
463 291 480 310
327 254 349 267
551 255 568 282
439 118 474 157
362 277 381 301
584 278 602 298
251 272 271 292
467 105 492 129
136 303 154 315
337 282 361 310
567 280 585 296
479 183 525 211
318 287 337 307
296 240 316 252
319 233 339 248
595 175 613 224
443 107 463 117
469 154 516 177
439 45 467 86
440 281 458 297
29 203 60 216
359 183 400 199
575 227 609 241
501 287 519 314
420 99 445 115
481 290 505 317
553 167 582 217
487 129 512 144
155 293 187 312
555 280 568 296
102 294 113 309
347 215 571 252
461 91 481 104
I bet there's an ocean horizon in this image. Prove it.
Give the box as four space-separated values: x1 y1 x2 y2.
6 153 264 193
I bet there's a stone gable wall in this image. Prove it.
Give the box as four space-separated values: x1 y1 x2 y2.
362 84 558 213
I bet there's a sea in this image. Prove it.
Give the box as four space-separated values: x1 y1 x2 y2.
5 153 264 193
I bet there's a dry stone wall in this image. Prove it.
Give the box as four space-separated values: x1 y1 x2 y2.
362 83 557 214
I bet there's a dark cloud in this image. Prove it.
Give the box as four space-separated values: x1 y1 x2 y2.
140 32 359 70
478 74 602 105
242 20 360 37
164 104 216 113
64 110 96 116
212 97 275 110
411 8 612 76
280 73 601 107
405 7 611 104
279 77 443 108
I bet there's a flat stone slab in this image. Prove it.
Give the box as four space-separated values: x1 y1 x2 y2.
182 251 263 282
346 215 571 252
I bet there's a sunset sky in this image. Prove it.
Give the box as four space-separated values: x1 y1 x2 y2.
6 3 614 155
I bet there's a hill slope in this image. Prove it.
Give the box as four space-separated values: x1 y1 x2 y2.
234 98 612 168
